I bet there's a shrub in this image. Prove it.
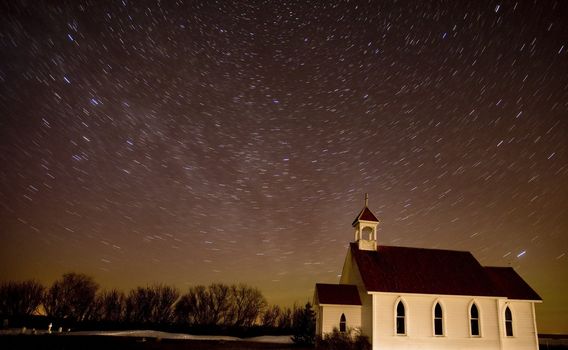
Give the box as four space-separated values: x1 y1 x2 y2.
317 327 371 350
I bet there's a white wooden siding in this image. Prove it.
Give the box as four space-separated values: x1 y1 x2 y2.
499 300 539 350
318 304 361 336
368 293 538 350
340 248 374 342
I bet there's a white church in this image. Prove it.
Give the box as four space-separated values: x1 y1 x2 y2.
314 195 542 350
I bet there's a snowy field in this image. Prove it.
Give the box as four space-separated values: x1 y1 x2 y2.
73 330 294 344
0 328 293 344
0 329 302 350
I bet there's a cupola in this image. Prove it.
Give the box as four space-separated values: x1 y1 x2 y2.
352 193 379 251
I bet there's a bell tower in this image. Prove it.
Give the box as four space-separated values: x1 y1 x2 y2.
352 193 379 251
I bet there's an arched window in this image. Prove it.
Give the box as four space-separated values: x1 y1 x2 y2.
434 302 444 336
339 313 346 333
362 226 373 240
470 303 480 336
396 300 406 335
505 306 513 337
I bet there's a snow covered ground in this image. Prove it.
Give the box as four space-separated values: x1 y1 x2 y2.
72 330 240 341
0 328 293 344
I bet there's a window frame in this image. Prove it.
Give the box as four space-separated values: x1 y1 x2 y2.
339 313 347 333
504 305 514 337
394 298 407 336
469 301 481 337
433 301 444 336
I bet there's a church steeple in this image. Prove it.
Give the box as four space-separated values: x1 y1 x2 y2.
352 193 379 251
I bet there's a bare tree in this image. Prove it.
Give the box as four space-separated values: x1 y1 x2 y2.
261 304 296 330
262 304 282 327
213 283 234 325
278 305 294 329
151 285 179 324
125 284 179 324
125 287 150 323
0 280 45 317
228 284 267 327
44 273 99 321
175 285 213 326
91 289 126 322
176 283 267 327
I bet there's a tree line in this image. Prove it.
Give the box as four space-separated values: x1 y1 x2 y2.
0 272 315 340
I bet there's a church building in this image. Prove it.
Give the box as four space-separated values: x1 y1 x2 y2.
314 195 541 350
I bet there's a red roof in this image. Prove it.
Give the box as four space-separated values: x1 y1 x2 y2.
352 207 379 226
484 266 542 300
315 283 362 305
350 243 540 300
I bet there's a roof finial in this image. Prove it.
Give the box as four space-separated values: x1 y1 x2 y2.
364 193 369 207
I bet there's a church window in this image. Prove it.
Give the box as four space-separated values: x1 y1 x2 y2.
339 313 346 332
470 303 480 336
434 302 444 336
396 300 406 335
505 306 513 337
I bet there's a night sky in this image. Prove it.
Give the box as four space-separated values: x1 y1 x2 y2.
1 0 567 333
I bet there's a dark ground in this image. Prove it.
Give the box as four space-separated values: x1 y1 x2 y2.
539 334 568 350
0 335 312 350
1 334 567 350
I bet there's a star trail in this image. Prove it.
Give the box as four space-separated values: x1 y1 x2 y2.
0 0 567 333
